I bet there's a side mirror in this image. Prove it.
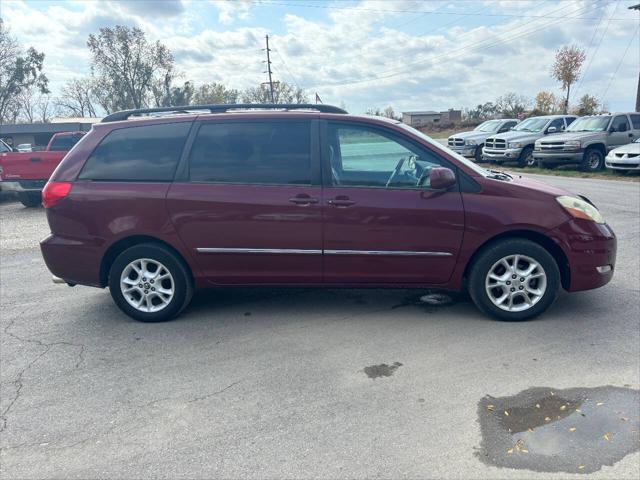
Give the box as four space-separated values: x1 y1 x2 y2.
429 167 456 190
546 126 557 134
609 127 616 133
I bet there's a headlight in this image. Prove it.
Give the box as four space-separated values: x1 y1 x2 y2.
508 142 524 148
564 140 581 150
556 196 604 224
466 139 477 146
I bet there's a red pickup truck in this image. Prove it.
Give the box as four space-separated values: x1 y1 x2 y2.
0 132 85 207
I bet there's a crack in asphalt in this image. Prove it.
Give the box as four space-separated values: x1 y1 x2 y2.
0 317 86 433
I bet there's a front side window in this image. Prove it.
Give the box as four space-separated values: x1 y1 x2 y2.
189 121 311 185
79 122 190 181
0 140 10 153
328 124 445 189
611 115 629 132
547 118 565 131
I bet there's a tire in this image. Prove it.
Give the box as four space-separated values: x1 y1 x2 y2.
581 148 604 172
108 243 193 322
475 145 484 163
517 146 535 168
468 238 560 321
18 192 41 208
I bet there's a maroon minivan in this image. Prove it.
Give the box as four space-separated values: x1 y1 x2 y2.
40 104 616 322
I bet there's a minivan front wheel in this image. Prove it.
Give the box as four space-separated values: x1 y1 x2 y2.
109 243 193 322
468 239 560 321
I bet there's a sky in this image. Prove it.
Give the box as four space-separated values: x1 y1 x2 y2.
1 0 638 114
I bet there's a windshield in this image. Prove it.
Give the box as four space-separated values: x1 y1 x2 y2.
397 123 490 176
513 117 549 132
566 116 610 132
474 120 502 132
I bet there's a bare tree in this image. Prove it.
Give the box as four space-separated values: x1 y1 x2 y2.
87 25 173 112
241 82 308 104
56 77 98 117
0 18 49 123
495 92 530 118
551 45 586 114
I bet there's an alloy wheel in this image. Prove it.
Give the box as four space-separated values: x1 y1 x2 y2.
485 254 547 312
120 258 175 313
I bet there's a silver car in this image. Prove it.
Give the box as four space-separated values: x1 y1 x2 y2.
605 138 640 172
447 119 519 162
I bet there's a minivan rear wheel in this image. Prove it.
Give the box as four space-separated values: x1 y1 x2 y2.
108 243 193 322
468 239 560 321
18 192 41 208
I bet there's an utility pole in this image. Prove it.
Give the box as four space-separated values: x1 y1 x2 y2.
263 35 275 103
631 5 640 111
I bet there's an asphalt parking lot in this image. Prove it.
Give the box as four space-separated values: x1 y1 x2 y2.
1 174 639 479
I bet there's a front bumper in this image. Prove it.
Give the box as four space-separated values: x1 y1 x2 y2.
482 147 522 162
0 179 46 192
532 151 583 164
449 146 476 157
605 156 640 170
549 219 616 292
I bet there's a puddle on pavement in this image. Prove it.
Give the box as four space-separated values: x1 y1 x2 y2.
364 362 403 379
477 386 640 474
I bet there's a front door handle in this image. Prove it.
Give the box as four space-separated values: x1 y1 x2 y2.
30 156 41 162
629 133 634 138
289 194 319 206
328 196 356 207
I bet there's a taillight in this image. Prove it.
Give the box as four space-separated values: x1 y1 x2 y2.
42 181 72 208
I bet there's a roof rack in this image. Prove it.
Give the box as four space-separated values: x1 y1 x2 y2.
101 103 348 123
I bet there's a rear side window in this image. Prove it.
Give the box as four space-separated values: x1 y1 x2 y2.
189 121 311 185
49 134 83 151
630 114 640 129
79 123 190 181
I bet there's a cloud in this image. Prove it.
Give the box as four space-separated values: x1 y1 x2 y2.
108 0 186 18
1 0 637 113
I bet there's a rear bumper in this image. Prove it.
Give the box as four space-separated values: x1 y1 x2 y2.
40 234 104 287
0 180 46 192
549 219 616 292
482 147 522 162
532 151 583 164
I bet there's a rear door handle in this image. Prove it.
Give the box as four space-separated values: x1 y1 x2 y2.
328 197 356 207
30 157 41 162
289 194 319 206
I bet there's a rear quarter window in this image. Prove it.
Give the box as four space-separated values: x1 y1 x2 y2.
630 114 640 130
79 123 190 181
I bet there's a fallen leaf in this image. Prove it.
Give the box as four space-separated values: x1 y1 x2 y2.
506 448 514 455
487 404 495 411
535 403 541 409
569 427 577 432
550 391 555 396
560 405 567 411
603 433 612 441
578 465 585 470
527 427 534 432
620 417 629 422
521 449 529 453
575 408 581 412
545 416 551 421
504 410 509 416
596 402 604 406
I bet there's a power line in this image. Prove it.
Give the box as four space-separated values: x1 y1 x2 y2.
239 0 632 20
306 2 596 88
572 0 619 101
600 26 639 104
271 43 303 90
